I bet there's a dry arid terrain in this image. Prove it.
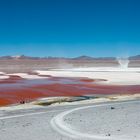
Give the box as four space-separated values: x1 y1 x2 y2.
0 56 140 140
0 57 140 73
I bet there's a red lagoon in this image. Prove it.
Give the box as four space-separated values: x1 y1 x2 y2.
0 75 140 106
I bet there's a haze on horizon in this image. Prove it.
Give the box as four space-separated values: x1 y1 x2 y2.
0 0 140 57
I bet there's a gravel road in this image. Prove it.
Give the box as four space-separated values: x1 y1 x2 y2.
0 100 140 140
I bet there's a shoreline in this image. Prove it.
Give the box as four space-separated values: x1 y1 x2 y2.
0 93 140 111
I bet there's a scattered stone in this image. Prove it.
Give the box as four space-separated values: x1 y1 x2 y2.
111 107 115 110
20 100 25 104
106 133 111 136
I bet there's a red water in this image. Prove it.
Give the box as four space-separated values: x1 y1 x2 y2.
0 75 140 106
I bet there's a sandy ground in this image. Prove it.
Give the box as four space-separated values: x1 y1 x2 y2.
0 59 140 73
51 100 140 140
0 99 139 140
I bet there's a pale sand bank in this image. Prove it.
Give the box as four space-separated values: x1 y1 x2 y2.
8 73 48 79
0 94 140 111
36 67 140 85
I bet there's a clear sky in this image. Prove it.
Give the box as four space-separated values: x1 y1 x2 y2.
0 0 140 57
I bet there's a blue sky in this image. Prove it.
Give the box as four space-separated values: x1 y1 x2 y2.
0 0 140 57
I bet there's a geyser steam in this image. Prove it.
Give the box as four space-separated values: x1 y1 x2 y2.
117 57 129 69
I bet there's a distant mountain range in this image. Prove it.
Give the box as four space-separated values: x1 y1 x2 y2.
0 55 140 60
129 55 140 60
